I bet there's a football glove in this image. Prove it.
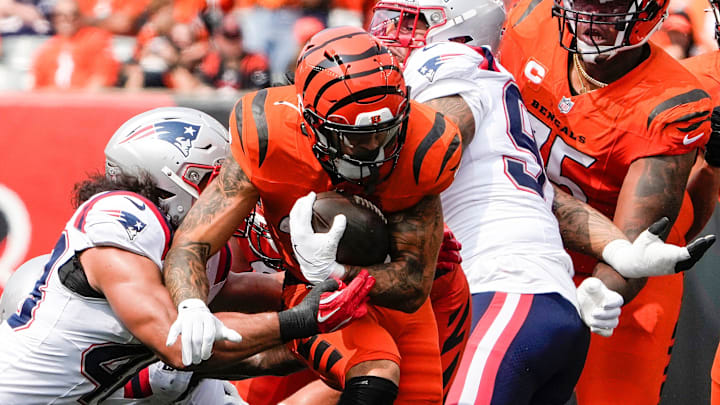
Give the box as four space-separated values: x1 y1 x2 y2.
436 225 462 277
278 270 375 341
221 380 249 405
165 298 243 366
602 217 716 278
144 362 193 403
576 277 623 337
290 191 346 284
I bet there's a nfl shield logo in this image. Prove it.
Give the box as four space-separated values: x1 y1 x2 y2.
558 96 574 113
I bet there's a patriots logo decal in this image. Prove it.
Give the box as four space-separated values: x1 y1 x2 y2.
417 54 462 82
103 210 147 240
118 121 201 157
418 55 451 82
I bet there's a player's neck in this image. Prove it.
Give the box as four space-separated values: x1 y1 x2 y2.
578 45 649 86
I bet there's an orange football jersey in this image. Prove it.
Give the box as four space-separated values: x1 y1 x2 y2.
683 51 720 109
500 0 713 274
230 85 462 283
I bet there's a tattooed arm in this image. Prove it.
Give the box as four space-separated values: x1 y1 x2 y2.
164 154 260 305
422 95 476 151
344 195 443 313
592 152 695 302
552 185 627 257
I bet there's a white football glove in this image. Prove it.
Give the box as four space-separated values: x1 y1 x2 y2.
146 362 194 403
576 277 623 337
165 298 242 366
602 217 716 278
221 380 249 405
289 192 347 284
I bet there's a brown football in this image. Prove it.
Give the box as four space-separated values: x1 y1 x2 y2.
312 191 390 266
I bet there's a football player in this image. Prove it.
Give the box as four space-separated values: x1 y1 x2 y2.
680 2 720 241
369 0 715 403
163 27 464 404
229 221 469 405
0 107 374 404
500 0 714 402
681 0 720 402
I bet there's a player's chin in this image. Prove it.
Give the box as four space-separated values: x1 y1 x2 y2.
388 46 408 62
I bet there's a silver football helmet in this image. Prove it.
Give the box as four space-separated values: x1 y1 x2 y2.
369 0 506 54
105 107 230 226
0 255 48 323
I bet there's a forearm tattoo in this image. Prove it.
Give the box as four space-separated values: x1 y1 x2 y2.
163 241 212 304
623 153 694 240
164 156 257 305
552 184 625 258
346 195 443 312
423 95 476 150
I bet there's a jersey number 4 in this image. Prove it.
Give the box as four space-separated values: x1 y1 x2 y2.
503 83 547 198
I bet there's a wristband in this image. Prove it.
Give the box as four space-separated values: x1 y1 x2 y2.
277 307 317 342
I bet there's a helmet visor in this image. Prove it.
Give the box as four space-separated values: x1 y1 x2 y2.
369 6 429 49
311 108 406 167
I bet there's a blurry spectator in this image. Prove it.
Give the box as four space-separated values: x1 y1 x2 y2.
667 0 718 54
76 0 148 35
284 15 323 74
122 0 209 91
0 0 51 35
653 11 695 59
235 0 325 82
31 0 119 90
328 0 375 28
197 14 270 91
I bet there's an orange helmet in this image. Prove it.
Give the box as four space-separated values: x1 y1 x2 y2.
552 0 669 59
295 26 410 188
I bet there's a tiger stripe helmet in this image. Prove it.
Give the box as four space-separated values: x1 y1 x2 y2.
295 26 410 188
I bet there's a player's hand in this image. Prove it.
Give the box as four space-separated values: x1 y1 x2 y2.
704 108 720 167
576 277 623 337
601 217 716 278
221 380 250 405
145 362 194 402
316 270 375 333
165 298 243 366
436 225 462 276
290 191 347 284
277 270 375 341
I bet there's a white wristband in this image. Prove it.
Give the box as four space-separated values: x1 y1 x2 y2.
601 239 635 277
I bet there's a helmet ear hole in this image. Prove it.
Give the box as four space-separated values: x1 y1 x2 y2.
303 110 318 126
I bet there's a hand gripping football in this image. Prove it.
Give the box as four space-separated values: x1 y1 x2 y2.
311 191 390 266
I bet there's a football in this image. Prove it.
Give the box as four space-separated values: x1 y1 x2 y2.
312 191 390 266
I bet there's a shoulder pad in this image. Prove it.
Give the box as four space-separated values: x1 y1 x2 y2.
75 192 171 268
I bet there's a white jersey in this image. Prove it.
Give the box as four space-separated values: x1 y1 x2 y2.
0 191 230 404
404 42 577 307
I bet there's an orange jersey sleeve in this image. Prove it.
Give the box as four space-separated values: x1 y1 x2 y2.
683 51 720 107
373 101 463 212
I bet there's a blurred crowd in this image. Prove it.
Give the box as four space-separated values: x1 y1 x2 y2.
0 0 717 92
0 0 376 92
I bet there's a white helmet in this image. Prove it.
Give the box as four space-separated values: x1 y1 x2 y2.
105 107 230 226
369 0 506 56
0 255 48 323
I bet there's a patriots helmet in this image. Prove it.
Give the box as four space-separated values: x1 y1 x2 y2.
105 107 230 226
369 0 507 61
